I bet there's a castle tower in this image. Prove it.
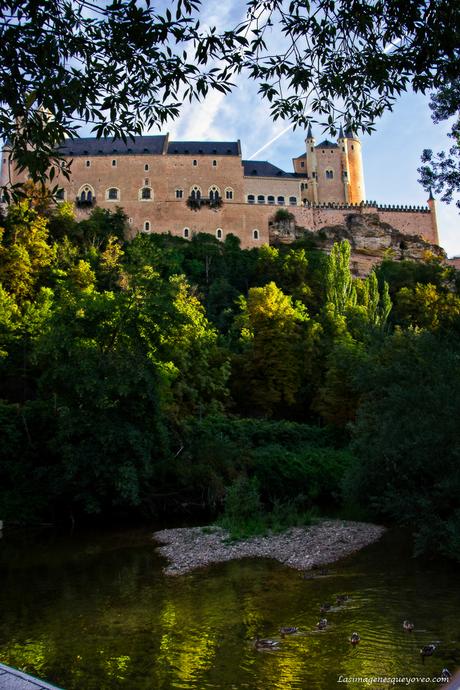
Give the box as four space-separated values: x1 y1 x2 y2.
427 189 439 246
338 125 351 204
305 124 318 204
344 127 365 203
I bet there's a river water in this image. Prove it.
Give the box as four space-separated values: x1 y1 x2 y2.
0 526 459 689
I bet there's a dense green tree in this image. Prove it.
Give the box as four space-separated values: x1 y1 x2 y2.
232 281 309 416
346 330 460 560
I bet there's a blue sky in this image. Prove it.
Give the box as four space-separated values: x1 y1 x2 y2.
162 0 460 257
167 84 460 258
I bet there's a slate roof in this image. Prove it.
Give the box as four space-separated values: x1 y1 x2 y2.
167 141 240 155
58 135 167 156
316 139 338 149
242 160 300 178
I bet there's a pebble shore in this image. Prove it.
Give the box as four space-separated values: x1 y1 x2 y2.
153 519 385 576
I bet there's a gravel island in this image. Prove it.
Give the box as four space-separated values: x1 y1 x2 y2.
153 520 385 576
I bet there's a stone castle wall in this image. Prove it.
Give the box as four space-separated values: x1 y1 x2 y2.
290 203 438 247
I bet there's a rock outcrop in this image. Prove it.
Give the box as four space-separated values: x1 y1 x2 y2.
270 212 446 276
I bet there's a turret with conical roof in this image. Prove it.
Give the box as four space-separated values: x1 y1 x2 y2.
338 124 350 203
305 124 318 203
343 126 365 203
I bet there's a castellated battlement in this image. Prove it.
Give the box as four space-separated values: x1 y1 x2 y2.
1 128 440 255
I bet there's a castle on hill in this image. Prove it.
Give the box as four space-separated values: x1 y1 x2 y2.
1 127 439 249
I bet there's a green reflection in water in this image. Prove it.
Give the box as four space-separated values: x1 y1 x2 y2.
0 527 459 690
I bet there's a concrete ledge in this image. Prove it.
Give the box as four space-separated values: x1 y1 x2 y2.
0 663 63 690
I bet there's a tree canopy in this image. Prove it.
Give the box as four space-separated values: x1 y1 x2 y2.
1 0 459 189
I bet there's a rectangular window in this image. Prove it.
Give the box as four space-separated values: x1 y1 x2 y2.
226 189 233 200
85 160 91 167
176 189 183 199
212 160 217 167
300 161 305 168
193 160 198 166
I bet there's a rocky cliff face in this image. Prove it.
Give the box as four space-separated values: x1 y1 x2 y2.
269 212 446 276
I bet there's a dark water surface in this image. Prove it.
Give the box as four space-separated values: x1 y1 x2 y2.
0 526 459 690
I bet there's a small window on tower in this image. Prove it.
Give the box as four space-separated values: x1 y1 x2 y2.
300 161 305 168
176 189 183 199
193 159 198 166
112 159 117 167
85 160 91 167
326 170 334 180
145 164 149 171
212 160 217 167
144 221 150 232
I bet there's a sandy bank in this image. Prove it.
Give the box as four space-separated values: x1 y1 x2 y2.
153 519 385 576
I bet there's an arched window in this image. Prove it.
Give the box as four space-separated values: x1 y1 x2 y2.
140 187 152 200
176 189 183 199
183 227 190 239
144 163 149 171
106 187 119 201
257 195 265 204
225 187 234 200
144 221 150 232
56 188 65 201
253 229 260 240
267 195 275 205
325 169 334 179
85 160 91 167
247 194 255 204
289 196 297 205
208 185 221 201
112 159 117 167
277 195 285 205
212 160 217 167
216 228 223 240
77 185 95 204
190 185 201 200
192 159 198 166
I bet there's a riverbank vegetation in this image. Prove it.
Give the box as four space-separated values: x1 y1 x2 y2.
1 198 460 560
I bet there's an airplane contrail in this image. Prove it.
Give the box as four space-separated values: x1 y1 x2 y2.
247 121 295 160
247 37 402 161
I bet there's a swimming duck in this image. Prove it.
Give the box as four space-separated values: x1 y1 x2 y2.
441 668 452 680
403 620 414 632
255 637 280 651
336 595 350 605
350 632 360 646
316 618 328 630
280 627 298 635
420 644 436 660
320 603 332 613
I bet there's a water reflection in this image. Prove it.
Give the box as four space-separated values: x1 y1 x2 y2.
0 527 459 689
